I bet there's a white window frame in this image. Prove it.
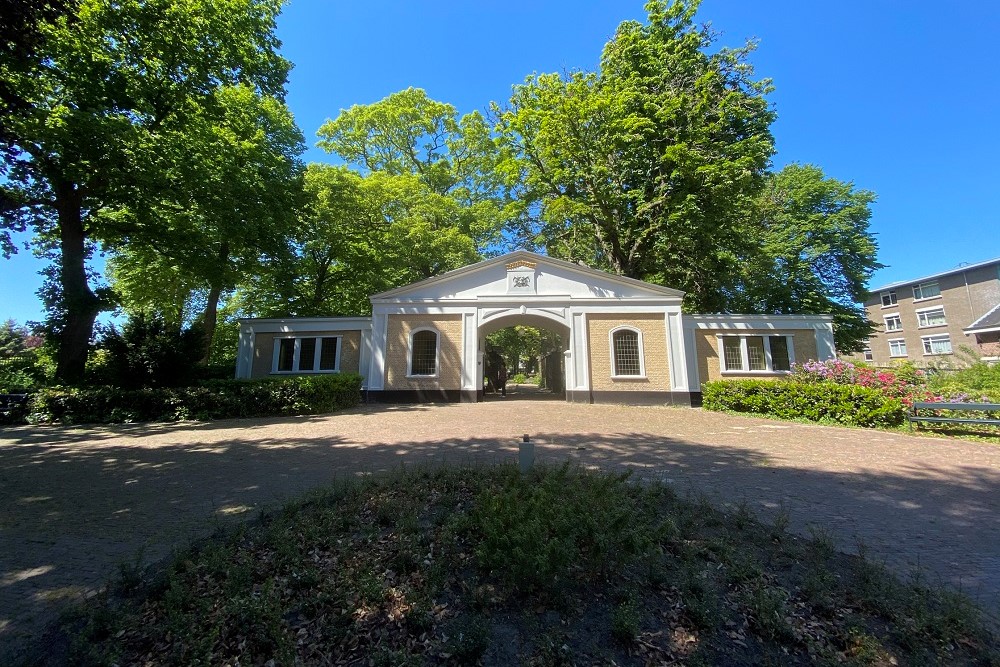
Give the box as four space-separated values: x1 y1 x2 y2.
880 290 897 308
912 281 941 302
717 334 795 374
915 305 947 329
407 327 440 378
862 340 874 362
608 325 646 379
883 313 903 332
271 335 342 374
921 334 952 356
888 338 907 358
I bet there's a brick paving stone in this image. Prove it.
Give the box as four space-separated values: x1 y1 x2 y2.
2 397 999 659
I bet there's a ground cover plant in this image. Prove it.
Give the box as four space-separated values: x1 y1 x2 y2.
66 464 998 666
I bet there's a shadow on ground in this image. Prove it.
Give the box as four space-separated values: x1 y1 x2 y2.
2 409 999 660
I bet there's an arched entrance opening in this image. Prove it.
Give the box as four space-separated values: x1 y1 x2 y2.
477 314 570 401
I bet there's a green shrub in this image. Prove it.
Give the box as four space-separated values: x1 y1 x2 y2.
459 463 662 597
25 373 363 425
702 379 905 428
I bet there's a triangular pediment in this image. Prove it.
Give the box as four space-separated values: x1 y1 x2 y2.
370 251 684 302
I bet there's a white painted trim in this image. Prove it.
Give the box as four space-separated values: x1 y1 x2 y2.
608 325 646 379
920 333 953 356
914 304 947 314
887 337 908 358
883 312 903 332
666 311 689 391
406 326 441 378
715 333 795 373
239 317 372 334
270 335 342 374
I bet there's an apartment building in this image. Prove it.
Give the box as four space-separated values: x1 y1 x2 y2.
855 257 1000 365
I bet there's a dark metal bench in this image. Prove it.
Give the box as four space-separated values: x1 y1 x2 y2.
909 402 1000 429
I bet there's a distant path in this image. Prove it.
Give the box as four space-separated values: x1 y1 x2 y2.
3 401 999 659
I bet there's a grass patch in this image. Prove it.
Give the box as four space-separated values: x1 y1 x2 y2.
64 464 998 665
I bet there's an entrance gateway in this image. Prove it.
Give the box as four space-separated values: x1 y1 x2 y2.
235 251 836 405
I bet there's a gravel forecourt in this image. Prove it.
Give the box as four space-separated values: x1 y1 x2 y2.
2 396 999 658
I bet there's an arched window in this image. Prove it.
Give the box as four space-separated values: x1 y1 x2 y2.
611 327 644 377
409 328 439 376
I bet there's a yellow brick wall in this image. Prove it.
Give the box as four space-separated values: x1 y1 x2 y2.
251 330 362 379
694 329 818 384
385 315 463 390
587 314 669 391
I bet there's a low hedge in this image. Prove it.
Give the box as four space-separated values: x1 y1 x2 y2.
702 379 906 428
24 373 363 425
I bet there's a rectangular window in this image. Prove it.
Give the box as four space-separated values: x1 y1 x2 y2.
720 335 793 373
883 314 902 332
881 290 897 307
273 336 341 373
746 336 767 371
722 337 744 371
922 334 952 355
888 339 907 357
769 336 791 371
917 307 946 328
612 330 643 376
912 281 941 300
277 338 295 372
319 337 339 371
298 338 316 371
863 347 874 362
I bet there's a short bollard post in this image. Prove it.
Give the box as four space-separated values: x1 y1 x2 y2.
519 433 534 473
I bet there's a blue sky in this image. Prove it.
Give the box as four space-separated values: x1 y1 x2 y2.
3 0 999 323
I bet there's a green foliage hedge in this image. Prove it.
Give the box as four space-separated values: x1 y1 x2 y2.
702 379 905 428
25 374 363 425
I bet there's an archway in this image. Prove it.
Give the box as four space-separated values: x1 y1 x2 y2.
477 314 570 401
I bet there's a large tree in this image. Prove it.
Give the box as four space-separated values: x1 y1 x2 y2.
107 84 305 360
317 87 519 253
1 0 292 382
246 164 479 318
734 164 881 352
494 0 775 310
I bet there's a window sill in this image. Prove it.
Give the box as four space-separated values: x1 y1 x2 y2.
888 354 908 358
721 370 790 376
406 374 439 379
271 369 341 375
913 295 942 304
922 352 953 356
884 329 903 334
880 304 899 309
610 375 648 381
917 324 947 330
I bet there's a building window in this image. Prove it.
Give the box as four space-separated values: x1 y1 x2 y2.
273 336 341 373
921 334 952 355
888 338 907 358
719 335 794 373
610 327 645 377
880 290 897 307
883 314 902 332
916 307 947 328
409 329 439 376
862 342 874 362
912 281 941 301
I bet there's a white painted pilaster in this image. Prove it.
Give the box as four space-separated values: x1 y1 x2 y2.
665 310 689 391
368 311 389 390
815 323 837 360
461 310 478 391
570 311 590 391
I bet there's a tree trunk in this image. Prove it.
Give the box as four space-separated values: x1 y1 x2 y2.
199 241 230 364
54 183 102 384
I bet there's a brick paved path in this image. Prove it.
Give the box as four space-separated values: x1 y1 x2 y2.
3 399 999 659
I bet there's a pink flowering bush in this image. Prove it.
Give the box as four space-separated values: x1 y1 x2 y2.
789 359 991 408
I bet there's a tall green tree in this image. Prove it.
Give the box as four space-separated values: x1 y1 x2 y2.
494 0 775 310
317 87 517 252
246 164 479 318
107 84 305 360
734 164 881 352
1 0 292 382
